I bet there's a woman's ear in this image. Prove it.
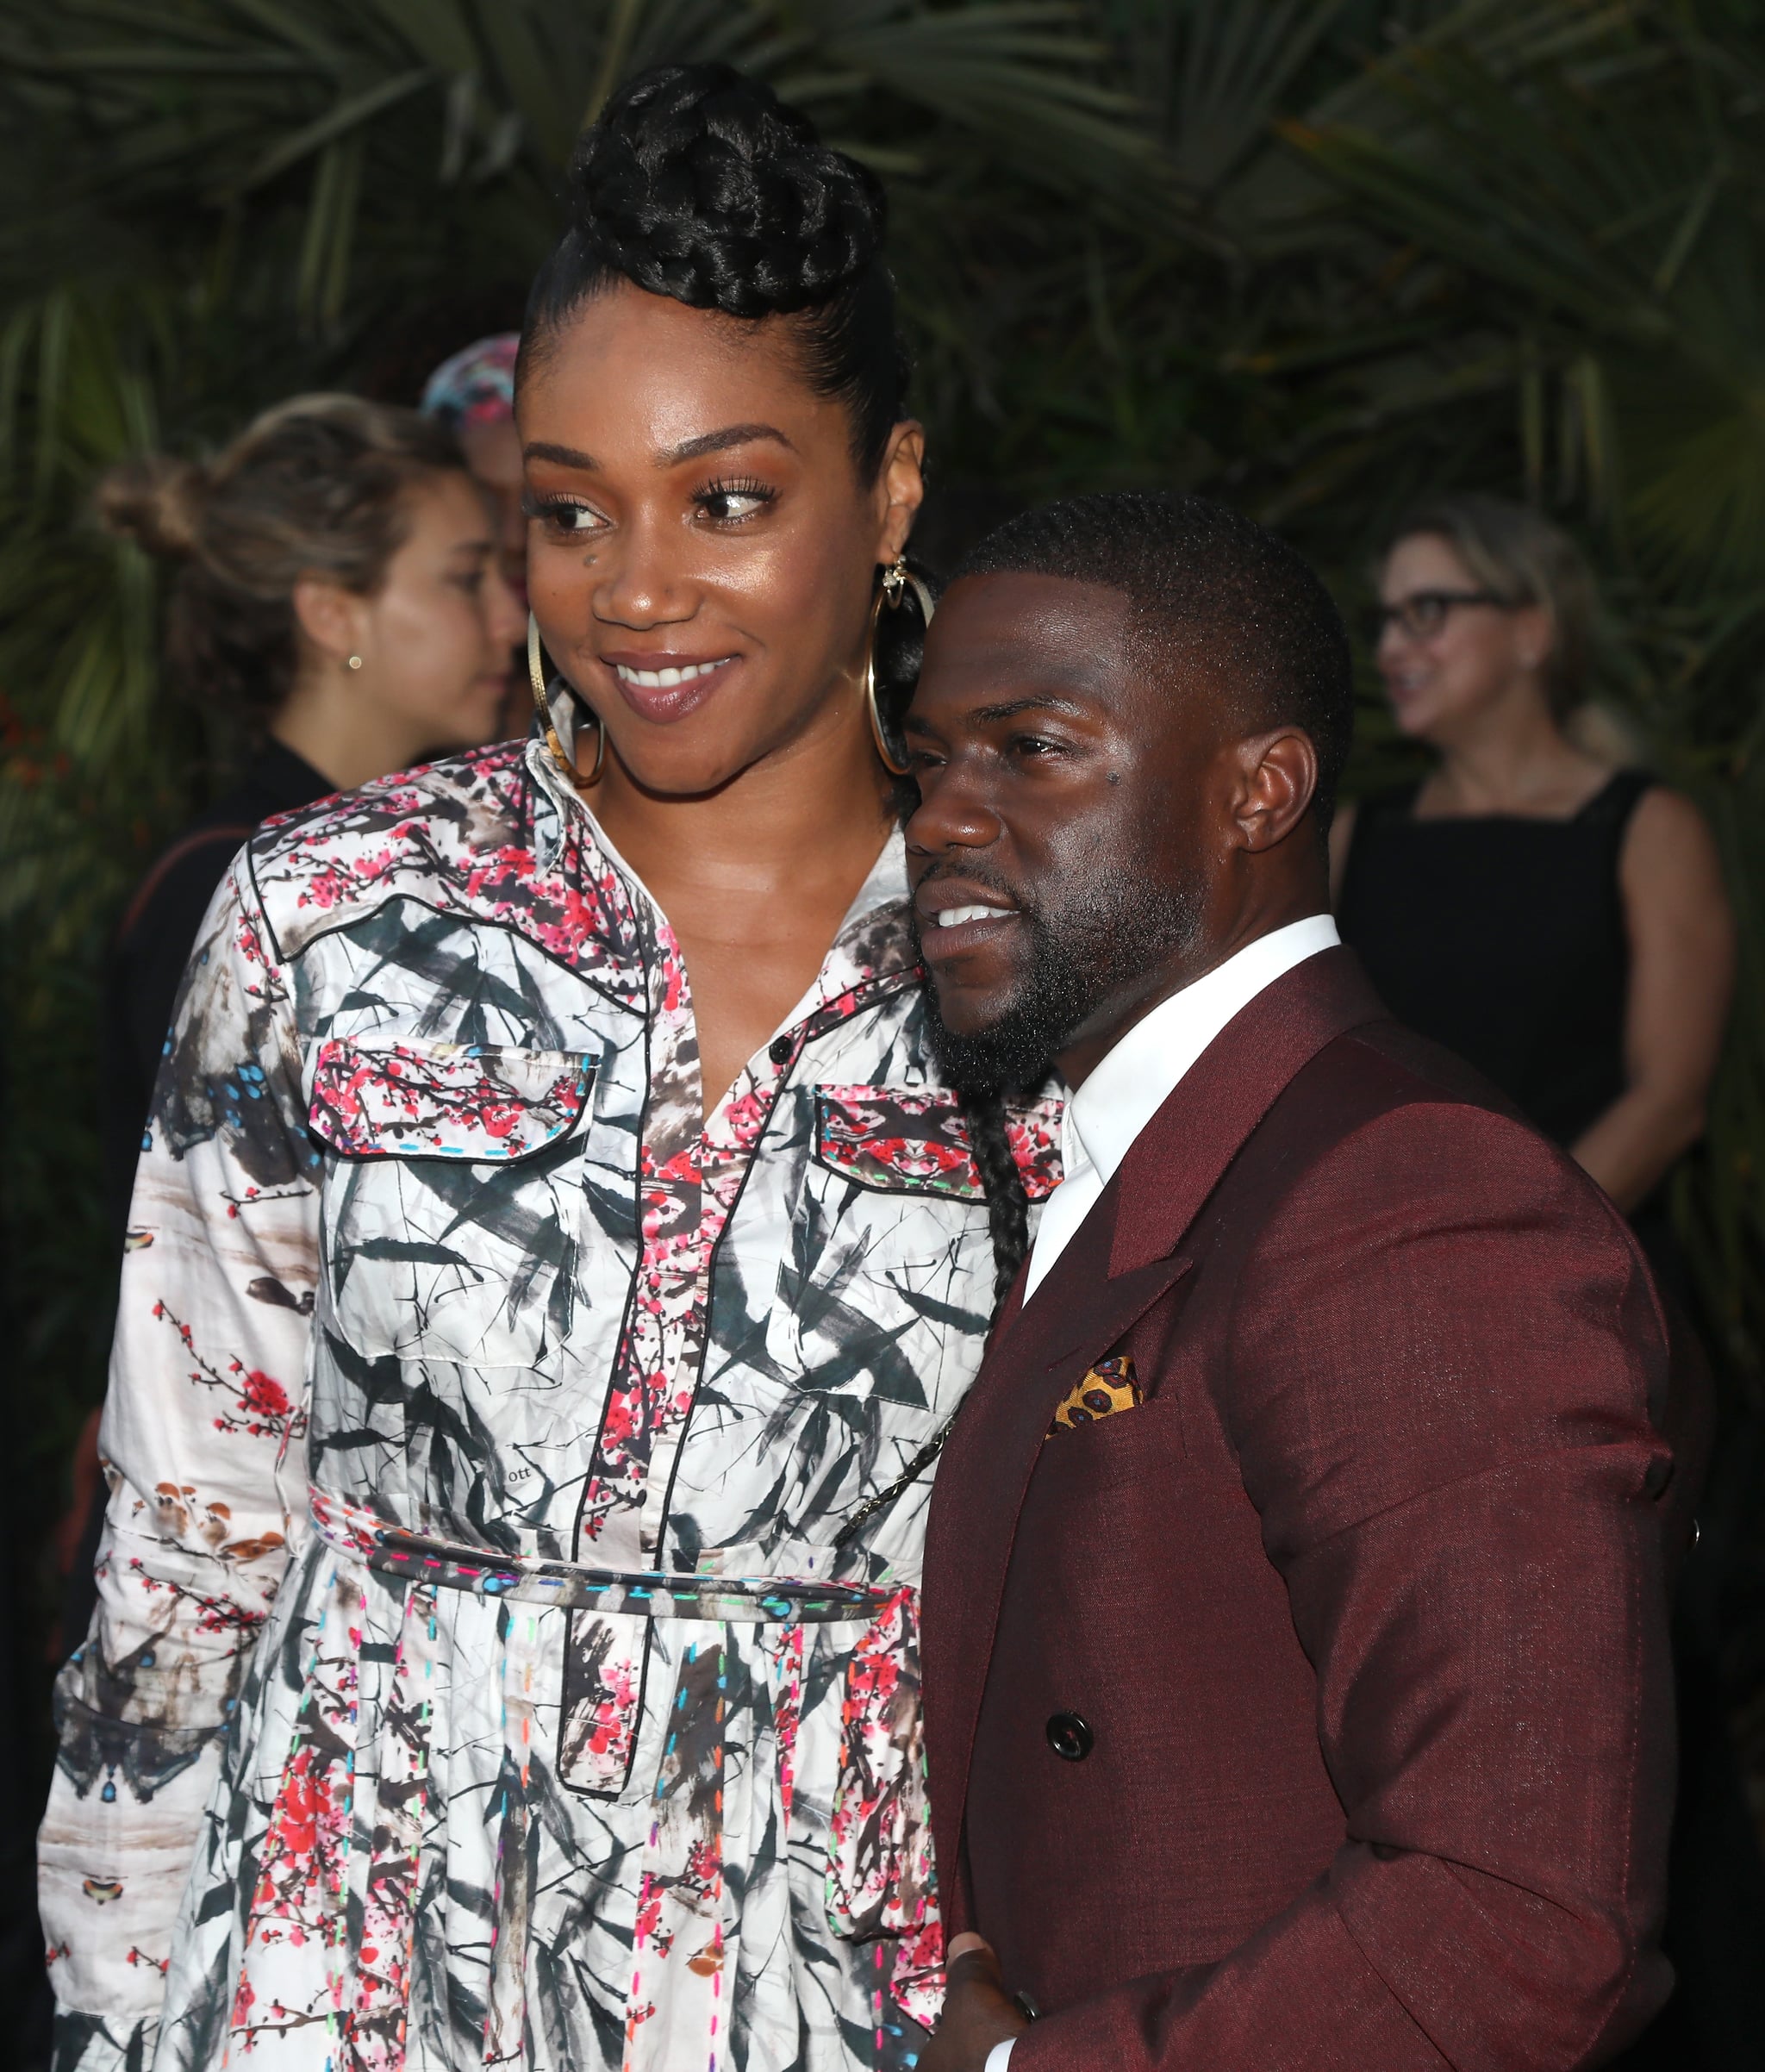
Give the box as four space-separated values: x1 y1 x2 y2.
1512 601 1555 676
876 421 926 564
292 577 371 670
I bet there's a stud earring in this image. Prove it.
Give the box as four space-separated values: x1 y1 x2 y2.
347 654 363 671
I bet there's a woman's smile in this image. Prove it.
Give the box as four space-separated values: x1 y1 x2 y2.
597 646 743 723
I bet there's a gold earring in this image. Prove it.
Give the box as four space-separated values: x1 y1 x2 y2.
347 654 363 671
865 554 933 777
527 611 605 787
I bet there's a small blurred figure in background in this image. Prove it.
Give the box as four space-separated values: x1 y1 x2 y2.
55 394 521 1657
1333 493 1733 1254
1334 491 1763 2072
420 333 527 739
421 333 525 605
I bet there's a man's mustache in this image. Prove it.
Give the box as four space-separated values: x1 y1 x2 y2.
908 860 1038 943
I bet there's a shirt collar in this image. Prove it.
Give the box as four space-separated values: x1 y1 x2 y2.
1062 914 1342 1187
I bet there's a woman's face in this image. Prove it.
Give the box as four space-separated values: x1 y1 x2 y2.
357 470 525 749
457 414 528 607
1375 531 1550 742
518 280 924 796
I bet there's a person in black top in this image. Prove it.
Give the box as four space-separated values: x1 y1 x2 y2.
1334 494 1732 1233
1336 492 1757 2072
59 394 524 1655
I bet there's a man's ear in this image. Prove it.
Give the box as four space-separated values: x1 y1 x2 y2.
1230 727 1318 852
292 577 369 669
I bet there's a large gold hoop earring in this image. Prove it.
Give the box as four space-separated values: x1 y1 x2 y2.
528 612 605 786
865 555 933 777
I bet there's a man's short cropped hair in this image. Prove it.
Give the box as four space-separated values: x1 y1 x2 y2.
956 490 1355 829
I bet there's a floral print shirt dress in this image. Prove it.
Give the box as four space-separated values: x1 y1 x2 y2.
41 707 1061 2072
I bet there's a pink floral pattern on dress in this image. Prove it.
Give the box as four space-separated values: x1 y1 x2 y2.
347 1582 439 2070
828 1588 944 2026
815 1087 1063 1201
228 1569 361 2051
307 1038 592 1160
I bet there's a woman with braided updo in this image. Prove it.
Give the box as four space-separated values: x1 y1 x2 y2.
44 65 1052 2072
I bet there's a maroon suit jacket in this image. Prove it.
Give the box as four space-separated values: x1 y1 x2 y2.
922 948 1685 2071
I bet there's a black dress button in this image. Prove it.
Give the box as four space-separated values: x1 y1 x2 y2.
768 1035 794 1066
1045 1711 1093 1762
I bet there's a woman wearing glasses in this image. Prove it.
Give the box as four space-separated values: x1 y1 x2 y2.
1332 493 1733 1241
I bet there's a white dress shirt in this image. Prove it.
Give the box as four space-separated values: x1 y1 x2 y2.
981 914 1338 2072
1021 914 1340 1303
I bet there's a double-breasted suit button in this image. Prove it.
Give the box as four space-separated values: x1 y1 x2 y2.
1045 1711 1093 1761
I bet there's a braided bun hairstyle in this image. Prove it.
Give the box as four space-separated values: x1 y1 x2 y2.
97 395 463 720
522 64 931 767
526 65 903 467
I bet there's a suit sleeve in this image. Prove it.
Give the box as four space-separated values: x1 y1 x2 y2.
40 856 317 2071
1017 1103 1676 2072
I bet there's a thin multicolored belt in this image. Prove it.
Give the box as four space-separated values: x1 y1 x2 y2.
308 1486 893 1623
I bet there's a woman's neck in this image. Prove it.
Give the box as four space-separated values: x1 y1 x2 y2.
579 691 898 1119
271 669 432 796
1422 690 1606 818
583 697 895 918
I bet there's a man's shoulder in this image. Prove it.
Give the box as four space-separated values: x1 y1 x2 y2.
1303 1015 1531 1139
1245 1015 1630 1253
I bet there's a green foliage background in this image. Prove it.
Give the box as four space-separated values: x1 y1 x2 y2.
3 0 1762 1714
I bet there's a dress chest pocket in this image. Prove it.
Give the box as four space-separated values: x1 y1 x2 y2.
767 1083 1063 1416
308 1036 596 1370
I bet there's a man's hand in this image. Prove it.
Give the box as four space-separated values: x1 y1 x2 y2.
920 1933 1032 2072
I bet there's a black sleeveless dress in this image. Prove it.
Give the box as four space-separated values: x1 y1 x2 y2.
1337 767 1653 1150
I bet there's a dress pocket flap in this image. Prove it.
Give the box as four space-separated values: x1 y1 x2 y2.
814 1084 1063 1201
308 1037 595 1161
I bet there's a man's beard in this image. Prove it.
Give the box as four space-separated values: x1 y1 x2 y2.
916 857 1207 1097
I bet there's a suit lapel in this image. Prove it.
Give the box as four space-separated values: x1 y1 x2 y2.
923 948 1388 1876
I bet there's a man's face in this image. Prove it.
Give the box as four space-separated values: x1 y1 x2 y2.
903 571 1221 1089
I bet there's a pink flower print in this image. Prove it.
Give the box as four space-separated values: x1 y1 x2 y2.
240 1370 290 1420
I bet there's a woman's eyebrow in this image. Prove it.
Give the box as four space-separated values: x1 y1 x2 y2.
524 425 797 472
524 440 596 468
658 422 796 466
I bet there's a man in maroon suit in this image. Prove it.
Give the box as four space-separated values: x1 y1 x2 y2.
902 492 1687 2070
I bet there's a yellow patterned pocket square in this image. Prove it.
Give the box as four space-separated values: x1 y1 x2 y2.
1048 1355 1143 1434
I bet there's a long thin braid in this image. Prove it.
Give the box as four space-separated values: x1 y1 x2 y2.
960 1089 1031 1307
